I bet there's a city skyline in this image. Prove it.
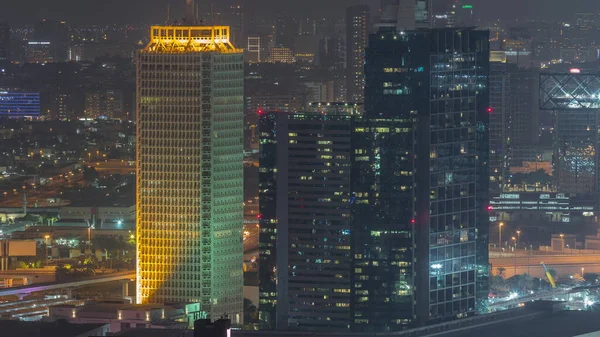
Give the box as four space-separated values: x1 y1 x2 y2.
2 0 600 25
1 0 600 335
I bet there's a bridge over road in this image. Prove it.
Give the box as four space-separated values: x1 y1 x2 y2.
490 253 600 279
0 271 135 298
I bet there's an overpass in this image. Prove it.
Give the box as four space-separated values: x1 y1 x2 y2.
490 251 600 279
0 271 135 297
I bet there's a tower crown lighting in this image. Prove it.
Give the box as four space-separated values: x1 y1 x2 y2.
143 25 241 53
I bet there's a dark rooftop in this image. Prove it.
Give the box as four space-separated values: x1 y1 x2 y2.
448 310 600 337
113 329 192 337
0 320 107 337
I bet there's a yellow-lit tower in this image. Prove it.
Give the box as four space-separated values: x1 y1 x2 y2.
136 0 244 323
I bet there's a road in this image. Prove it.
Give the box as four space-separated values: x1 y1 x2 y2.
490 253 600 278
0 271 135 297
86 160 135 175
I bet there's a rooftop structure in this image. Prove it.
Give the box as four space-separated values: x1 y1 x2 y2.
142 26 241 54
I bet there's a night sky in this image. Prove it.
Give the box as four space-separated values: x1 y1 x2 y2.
1 0 598 25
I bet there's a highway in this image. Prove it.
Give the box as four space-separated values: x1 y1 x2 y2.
490 253 600 279
0 271 135 297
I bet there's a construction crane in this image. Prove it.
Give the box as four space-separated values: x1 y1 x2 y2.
541 262 557 288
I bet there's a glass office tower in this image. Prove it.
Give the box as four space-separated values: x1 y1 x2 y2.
540 72 600 194
350 117 416 331
364 27 490 325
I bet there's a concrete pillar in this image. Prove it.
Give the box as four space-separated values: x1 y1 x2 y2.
66 287 73 299
122 280 130 298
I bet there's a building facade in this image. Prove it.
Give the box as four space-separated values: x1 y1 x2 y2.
0 22 9 62
364 27 490 325
136 24 244 323
0 92 40 118
258 112 353 331
489 63 540 192
540 72 600 194
350 117 416 331
345 5 370 103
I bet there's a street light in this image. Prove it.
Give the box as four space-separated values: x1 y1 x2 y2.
516 230 521 249
498 222 504 248
44 235 50 265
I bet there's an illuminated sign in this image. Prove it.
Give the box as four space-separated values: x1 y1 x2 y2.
490 192 594 212
462 5 473 9
570 68 581 74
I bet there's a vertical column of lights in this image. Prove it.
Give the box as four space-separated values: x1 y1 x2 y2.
136 24 244 321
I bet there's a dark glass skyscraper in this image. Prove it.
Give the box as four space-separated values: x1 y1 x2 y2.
364 27 490 325
350 117 416 331
259 112 353 331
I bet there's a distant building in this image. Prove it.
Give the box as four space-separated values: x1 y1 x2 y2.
0 22 9 62
33 19 69 62
246 91 305 114
303 81 334 104
540 71 600 194
294 35 319 64
0 92 40 118
377 0 430 31
345 5 369 103
275 17 297 49
267 47 294 63
23 41 53 63
56 93 74 120
85 89 123 119
489 63 540 192
68 42 136 62
318 37 345 70
246 36 261 63
307 102 363 115
59 205 135 229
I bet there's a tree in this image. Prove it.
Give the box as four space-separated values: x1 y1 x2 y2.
496 267 506 279
82 166 98 183
244 298 257 324
584 272 599 285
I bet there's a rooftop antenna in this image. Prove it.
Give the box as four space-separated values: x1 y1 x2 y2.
166 4 170 24
211 2 215 25
185 0 195 24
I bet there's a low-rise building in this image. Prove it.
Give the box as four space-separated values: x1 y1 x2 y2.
47 302 204 334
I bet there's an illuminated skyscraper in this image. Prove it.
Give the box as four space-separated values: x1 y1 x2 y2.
346 5 370 103
136 3 244 323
